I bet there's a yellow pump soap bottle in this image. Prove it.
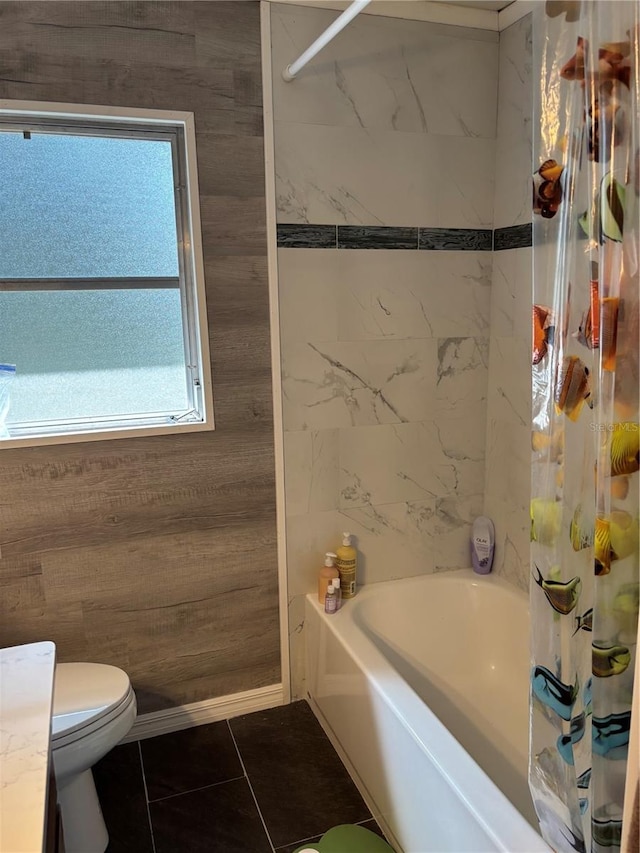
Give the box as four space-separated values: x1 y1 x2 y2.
318 552 339 604
336 532 357 599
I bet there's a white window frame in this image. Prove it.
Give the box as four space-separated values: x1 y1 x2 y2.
0 99 214 448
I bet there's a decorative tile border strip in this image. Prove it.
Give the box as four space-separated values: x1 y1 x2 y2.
493 223 532 250
276 224 337 248
277 224 494 250
338 226 418 250
419 227 492 251
276 223 533 250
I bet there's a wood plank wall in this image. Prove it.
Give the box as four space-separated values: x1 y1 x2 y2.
0 1 281 713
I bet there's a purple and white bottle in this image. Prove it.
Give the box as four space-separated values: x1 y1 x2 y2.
471 516 495 574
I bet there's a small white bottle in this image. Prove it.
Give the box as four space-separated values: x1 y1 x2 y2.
324 582 337 614
331 578 342 611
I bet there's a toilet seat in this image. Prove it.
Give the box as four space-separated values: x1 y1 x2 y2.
52 662 135 749
50 662 137 853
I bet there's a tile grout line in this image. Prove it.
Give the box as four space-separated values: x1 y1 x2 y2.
227 719 277 853
270 813 381 851
272 828 321 851
146 773 247 804
137 740 158 853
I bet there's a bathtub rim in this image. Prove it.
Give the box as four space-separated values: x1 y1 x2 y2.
305 569 550 853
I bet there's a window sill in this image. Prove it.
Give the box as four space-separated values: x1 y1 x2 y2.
0 419 215 449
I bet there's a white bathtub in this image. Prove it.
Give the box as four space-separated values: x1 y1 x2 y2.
305 569 551 853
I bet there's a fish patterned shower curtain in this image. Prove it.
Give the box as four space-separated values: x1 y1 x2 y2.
529 2 640 852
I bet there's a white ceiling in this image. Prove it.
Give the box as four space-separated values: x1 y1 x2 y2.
273 0 526 31
429 1 514 9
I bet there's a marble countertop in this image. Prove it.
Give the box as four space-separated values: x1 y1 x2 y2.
0 641 56 853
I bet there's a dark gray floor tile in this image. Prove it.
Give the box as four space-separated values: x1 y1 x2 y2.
150 777 272 853
93 742 154 853
275 819 386 852
275 832 323 852
141 721 243 800
359 819 386 840
230 701 371 848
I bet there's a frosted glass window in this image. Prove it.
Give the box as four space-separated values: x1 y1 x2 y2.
0 109 211 443
0 290 189 423
0 134 179 279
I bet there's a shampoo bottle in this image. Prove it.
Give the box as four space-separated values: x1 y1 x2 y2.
336 532 357 599
318 552 339 604
471 516 495 574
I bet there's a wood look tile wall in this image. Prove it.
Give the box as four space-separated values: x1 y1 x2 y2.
0 1 280 712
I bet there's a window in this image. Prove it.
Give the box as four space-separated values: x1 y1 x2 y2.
0 102 213 446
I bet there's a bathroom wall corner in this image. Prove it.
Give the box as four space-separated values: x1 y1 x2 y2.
261 0 291 705
483 12 533 591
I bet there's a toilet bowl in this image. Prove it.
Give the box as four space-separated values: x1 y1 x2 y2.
52 662 137 853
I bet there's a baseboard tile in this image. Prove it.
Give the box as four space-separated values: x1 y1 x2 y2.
121 683 285 743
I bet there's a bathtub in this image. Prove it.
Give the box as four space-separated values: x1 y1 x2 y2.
305 569 551 853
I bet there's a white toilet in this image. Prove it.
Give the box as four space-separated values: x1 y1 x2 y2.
51 662 137 853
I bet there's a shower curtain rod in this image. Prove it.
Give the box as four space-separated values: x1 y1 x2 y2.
282 0 372 81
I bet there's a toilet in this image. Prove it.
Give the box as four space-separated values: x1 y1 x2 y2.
51 662 137 853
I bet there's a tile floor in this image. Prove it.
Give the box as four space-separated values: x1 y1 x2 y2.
93 700 384 853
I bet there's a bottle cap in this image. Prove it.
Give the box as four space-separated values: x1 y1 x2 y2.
342 532 351 546
331 578 340 589
324 551 337 566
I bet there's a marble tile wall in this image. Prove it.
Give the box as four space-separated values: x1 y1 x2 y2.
271 3 499 696
273 5 498 228
483 13 533 592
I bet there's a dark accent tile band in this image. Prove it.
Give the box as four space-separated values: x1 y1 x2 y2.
277 224 337 248
419 227 492 251
277 223 498 250
493 223 532 250
337 226 418 250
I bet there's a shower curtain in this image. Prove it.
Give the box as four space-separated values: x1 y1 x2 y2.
530 3 640 852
